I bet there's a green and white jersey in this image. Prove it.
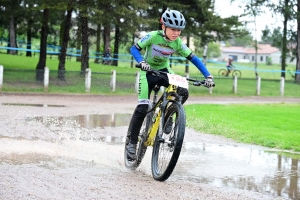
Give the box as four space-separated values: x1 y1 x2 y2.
137 30 192 72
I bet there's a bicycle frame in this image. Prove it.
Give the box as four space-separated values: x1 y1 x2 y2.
144 83 180 146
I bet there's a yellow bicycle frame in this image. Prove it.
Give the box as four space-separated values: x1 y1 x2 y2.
144 84 178 146
144 109 161 146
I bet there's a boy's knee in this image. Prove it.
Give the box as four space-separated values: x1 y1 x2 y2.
134 104 149 117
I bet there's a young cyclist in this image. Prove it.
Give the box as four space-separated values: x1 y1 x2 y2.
226 57 234 76
126 9 215 160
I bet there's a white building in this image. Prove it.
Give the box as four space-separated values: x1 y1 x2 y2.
221 44 290 64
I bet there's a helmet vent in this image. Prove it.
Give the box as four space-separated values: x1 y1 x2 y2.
175 20 178 26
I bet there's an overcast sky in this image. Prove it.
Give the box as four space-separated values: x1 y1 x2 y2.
214 0 284 41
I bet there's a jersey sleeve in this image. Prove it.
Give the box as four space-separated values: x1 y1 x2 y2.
176 39 192 58
137 31 155 49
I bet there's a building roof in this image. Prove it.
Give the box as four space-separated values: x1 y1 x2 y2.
222 44 279 54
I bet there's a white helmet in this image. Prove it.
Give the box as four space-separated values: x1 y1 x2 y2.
161 10 186 30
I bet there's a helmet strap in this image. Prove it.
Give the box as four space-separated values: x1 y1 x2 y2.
163 27 172 42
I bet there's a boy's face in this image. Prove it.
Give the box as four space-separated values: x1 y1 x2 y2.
162 25 181 41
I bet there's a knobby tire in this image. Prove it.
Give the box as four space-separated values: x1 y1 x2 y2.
151 102 186 181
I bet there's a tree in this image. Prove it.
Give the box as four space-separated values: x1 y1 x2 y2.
227 33 253 47
58 1 75 80
79 0 90 72
20 0 43 57
194 41 221 59
242 0 295 79
261 25 274 44
4 0 22 55
279 0 292 78
142 0 247 74
36 7 50 81
111 0 150 66
261 27 283 47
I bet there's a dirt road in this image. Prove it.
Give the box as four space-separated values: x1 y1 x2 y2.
1 93 297 200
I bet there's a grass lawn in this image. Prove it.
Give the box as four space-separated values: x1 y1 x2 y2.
185 103 300 151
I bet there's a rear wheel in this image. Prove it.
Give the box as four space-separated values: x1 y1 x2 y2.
218 69 228 77
151 102 186 181
124 105 153 169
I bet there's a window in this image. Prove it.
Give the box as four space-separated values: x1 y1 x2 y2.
260 56 263 62
252 56 254 61
229 55 237 61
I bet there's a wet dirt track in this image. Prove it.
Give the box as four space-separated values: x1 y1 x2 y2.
0 93 299 200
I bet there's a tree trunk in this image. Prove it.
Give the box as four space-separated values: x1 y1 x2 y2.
58 7 73 80
281 0 289 78
9 14 17 55
76 11 82 63
26 18 33 57
36 8 50 81
296 0 300 83
80 0 89 72
94 24 101 63
104 25 110 51
112 26 120 66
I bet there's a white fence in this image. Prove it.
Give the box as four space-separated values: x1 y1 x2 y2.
0 65 288 96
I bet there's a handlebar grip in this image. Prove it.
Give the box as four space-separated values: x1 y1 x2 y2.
136 63 153 72
193 81 216 87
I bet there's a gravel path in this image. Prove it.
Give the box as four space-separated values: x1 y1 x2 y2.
1 93 297 200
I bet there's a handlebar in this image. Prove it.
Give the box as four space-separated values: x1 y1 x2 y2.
135 63 215 88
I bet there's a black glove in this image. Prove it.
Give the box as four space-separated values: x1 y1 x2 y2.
140 61 151 71
204 76 215 87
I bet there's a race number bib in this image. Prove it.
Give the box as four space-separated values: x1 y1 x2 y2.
167 74 189 89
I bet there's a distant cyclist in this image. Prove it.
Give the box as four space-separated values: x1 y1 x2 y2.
226 57 234 76
102 47 111 65
126 9 215 160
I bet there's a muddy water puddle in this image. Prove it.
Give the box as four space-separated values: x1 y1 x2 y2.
31 113 132 128
1 103 66 107
1 113 299 199
176 143 300 200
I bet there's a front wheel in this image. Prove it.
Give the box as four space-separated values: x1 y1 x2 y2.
232 70 242 78
151 102 186 181
124 105 153 169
